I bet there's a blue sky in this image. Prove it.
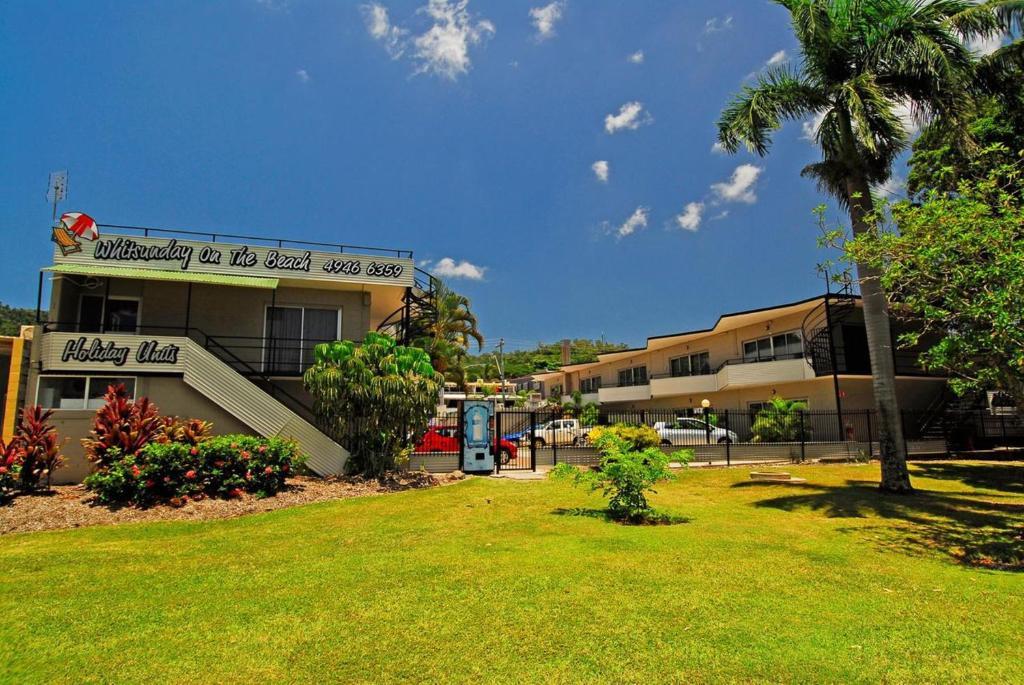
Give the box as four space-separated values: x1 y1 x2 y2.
1 0 874 351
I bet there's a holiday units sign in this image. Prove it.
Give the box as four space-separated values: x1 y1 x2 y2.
53 233 415 287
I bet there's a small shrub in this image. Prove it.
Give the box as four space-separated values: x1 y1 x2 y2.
82 384 162 467
158 417 214 446
588 423 660 450
750 397 811 443
548 463 581 480
571 430 690 523
16 406 63 491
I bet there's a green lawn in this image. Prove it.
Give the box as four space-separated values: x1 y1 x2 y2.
2 462 1022 684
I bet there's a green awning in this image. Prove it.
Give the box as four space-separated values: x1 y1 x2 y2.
44 264 279 289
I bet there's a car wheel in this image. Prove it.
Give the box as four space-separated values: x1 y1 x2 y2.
532 438 546 450
717 437 732 445
660 439 672 447
499 447 512 465
572 436 589 447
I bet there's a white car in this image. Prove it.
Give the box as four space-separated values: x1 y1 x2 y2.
654 418 738 445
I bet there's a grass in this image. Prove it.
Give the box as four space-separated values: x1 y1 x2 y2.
1 461 1022 684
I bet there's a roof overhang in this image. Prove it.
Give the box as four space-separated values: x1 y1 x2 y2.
44 263 279 289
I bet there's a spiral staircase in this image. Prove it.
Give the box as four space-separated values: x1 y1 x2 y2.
376 267 437 344
801 286 858 377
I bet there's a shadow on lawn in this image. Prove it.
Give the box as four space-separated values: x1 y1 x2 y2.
735 464 1024 571
553 507 690 526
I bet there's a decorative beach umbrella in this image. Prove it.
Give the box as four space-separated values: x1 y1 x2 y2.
59 212 99 240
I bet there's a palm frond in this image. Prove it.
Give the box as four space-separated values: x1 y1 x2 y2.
717 66 828 155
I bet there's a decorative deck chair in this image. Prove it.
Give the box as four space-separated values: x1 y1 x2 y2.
51 226 82 256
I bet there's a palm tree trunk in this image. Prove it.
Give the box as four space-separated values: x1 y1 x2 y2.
846 175 913 493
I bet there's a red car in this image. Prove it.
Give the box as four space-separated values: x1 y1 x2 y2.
414 426 517 465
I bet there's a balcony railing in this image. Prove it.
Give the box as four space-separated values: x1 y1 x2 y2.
97 223 414 259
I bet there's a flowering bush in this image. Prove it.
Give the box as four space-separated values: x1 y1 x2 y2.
84 434 303 506
588 423 661 450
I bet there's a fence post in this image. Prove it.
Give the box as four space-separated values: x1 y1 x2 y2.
1000 411 1007 446
457 400 465 472
724 409 731 466
529 411 537 470
901 410 909 459
866 410 873 458
494 410 502 474
639 409 647 426
799 410 806 463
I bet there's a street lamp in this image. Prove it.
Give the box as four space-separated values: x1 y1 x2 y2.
701 398 712 445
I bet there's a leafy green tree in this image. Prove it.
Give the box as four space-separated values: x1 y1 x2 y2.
303 332 442 477
846 160 1024 411
716 0 1017 493
466 339 629 381
0 302 39 336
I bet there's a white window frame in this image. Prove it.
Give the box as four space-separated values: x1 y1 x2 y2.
77 294 143 334
742 330 803 362
35 374 138 411
262 304 343 374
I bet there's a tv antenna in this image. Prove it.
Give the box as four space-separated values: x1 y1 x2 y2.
47 170 69 221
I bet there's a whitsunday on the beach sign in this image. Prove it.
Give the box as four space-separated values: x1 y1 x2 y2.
53 234 415 287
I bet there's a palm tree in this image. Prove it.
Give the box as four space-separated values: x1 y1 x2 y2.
417 280 485 385
717 0 1018 493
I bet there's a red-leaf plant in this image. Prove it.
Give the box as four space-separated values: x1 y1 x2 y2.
16 406 64 491
82 384 162 468
0 436 23 499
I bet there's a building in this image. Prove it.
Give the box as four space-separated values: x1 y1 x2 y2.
550 293 947 423
21 223 428 482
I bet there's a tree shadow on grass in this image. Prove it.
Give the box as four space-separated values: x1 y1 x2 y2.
734 468 1024 571
553 507 690 526
912 462 1024 495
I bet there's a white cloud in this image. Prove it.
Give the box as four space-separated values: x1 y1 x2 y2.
412 0 495 80
604 101 652 134
968 32 1006 57
591 160 609 183
362 3 408 58
529 1 564 41
295 69 310 83
675 202 704 232
711 141 727 154
711 164 762 204
873 174 906 199
628 50 644 64
429 257 487 280
703 16 733 34
801 111 827 141
712 210 730 221
615 206 649 238
765 50 787 67
893 101 923 137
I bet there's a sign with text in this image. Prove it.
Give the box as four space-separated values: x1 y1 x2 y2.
41 333 187 373
54 235 415 287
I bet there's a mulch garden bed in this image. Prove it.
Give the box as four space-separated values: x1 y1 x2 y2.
0 471 464 535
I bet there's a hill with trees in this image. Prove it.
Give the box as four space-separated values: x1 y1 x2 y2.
465 339 629 381
0 302 39 336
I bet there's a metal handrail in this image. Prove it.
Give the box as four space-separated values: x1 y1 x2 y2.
98 223 415 259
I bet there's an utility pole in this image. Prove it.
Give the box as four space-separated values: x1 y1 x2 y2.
492 338 506 405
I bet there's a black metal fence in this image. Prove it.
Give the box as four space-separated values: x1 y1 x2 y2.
406 406 1024 473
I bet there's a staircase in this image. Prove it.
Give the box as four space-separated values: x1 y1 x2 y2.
183 339 349 475
801 285 857 376
377 268 437 344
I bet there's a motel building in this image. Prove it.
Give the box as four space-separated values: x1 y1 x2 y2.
543 294 948 440
6 221 429 483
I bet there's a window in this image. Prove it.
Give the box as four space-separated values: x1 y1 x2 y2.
742 331 803 362
670 351 711 377
580 376 602 394
617 366 647 387
78 295 141 333
37 376 136 410
264 306 341 374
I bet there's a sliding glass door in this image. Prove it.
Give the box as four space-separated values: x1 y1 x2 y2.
264 306 340 375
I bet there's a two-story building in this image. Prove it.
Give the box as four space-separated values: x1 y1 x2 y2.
552 293 946 422
21 222 428 482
